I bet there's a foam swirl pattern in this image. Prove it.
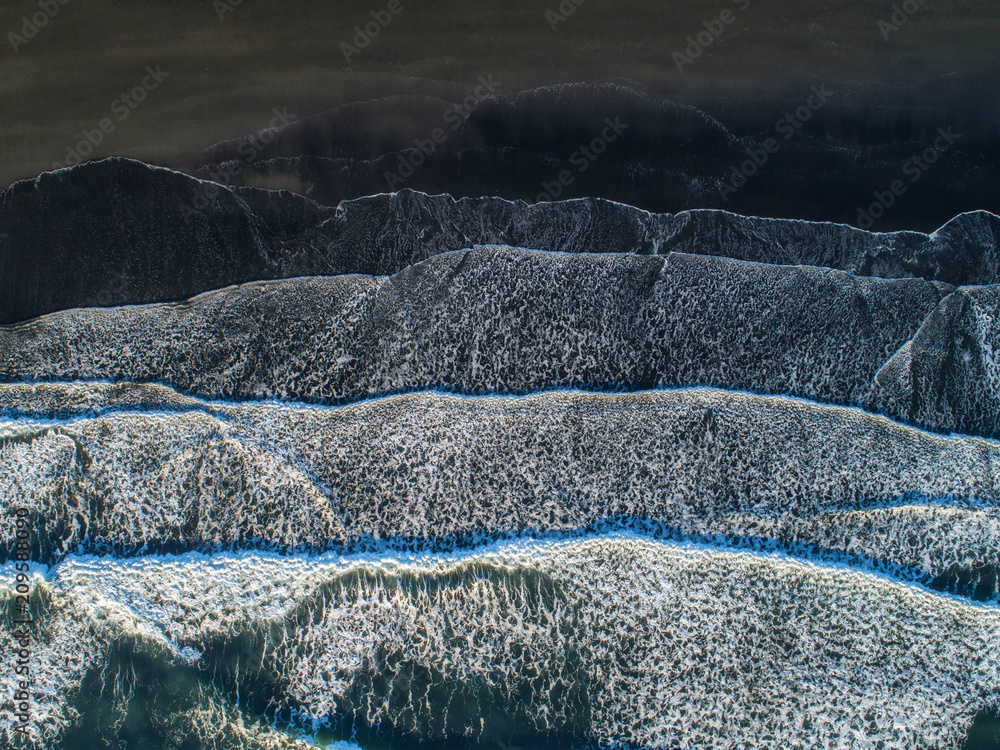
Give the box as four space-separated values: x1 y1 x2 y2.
2 538 999 749
0 247 956 428
2 385 998 601
878 285 1000 439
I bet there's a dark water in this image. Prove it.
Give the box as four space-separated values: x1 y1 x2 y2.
2 0 1000 228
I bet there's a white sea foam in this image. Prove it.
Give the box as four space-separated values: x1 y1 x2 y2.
3 535 997 748
0 247 949 421
2 386 997 598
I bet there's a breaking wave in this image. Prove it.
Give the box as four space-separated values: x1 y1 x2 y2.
3 535 999 749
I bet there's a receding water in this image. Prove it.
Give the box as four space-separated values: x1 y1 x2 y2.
2 535 994 750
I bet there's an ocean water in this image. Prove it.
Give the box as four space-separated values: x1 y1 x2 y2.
2 9 1000 739
4 534 1000 749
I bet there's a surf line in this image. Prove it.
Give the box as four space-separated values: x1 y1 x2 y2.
9 506 34 739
